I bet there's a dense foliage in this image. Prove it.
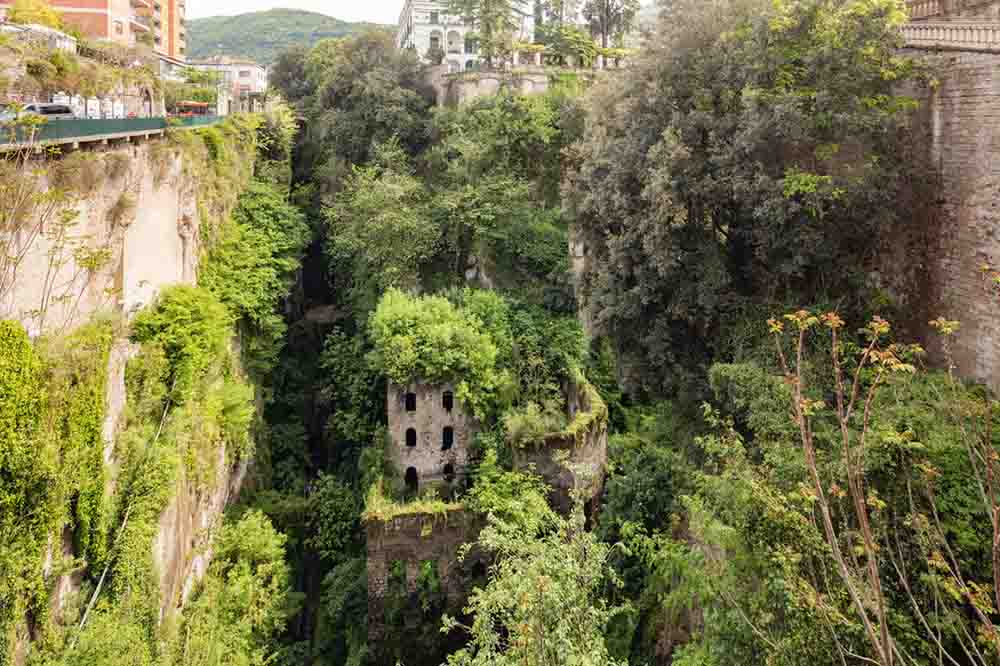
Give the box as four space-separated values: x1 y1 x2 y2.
564 0 921 396
12 1 1000 664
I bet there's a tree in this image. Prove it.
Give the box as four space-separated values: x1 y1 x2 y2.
445 498 626 665
7 0 62 29
770 312 1000 665
582 0 639 47
447 0 532 67
324 139 440 310
303 31 434 173
563 0 919 396
269 45 313 103
169 511 295 665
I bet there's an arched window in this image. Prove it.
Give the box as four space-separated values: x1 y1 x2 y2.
442 391 454 412
444 463 455 483
405 392 417 412
406 428 417 447
442 426 454 451
464 36 478 55
405 467 419 493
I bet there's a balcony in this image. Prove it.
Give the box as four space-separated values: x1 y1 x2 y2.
130 15 152 31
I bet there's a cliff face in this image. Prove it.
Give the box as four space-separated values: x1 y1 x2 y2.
3 141 200 336
4 127 258 660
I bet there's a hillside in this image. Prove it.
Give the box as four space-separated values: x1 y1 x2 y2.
186 9 388 64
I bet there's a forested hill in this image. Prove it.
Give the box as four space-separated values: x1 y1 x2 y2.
186 9 387 64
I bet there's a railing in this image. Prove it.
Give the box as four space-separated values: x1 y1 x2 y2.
907 0 942 19
0 116 222 148
902 21 1000 50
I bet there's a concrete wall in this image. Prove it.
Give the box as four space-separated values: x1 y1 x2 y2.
902 49 1000 392
387 381 478 487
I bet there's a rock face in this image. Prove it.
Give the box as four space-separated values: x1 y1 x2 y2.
2 140 200 335
155 452 249 621
6 136 252 648
386 381 478 489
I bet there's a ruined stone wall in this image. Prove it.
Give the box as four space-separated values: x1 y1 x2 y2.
513 381 609 514
387 381 478 486
900 49 1000 392
366 509 484 660
434 67 601 106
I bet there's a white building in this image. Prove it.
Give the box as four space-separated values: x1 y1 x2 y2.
188 57 268 96
397 0 534 72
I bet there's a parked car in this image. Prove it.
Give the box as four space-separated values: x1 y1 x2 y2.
0 103 75 122
22 103 76 119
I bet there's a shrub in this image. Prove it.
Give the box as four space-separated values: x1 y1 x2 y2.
369 289 508 420
129 285 232 404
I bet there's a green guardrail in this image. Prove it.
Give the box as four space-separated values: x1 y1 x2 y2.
0 116 223 146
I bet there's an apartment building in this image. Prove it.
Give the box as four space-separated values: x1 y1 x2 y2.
129 0 186 58
0 0 186 59
397 0 534 72
189 57 268 96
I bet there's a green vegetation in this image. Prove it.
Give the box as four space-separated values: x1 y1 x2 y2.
565 0 921 398
10 0 1000 663
0 107 305 665
369 289 506 420
6 0 62 29
186 9 387 65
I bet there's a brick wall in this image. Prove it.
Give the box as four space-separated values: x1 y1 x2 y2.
903 50 1000 392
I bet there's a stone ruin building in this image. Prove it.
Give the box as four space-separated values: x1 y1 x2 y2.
385 380 477 494
367 376 609 662
512 379 609 515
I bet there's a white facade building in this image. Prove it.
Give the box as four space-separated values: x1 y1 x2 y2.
188 57 268 96
397 0 534 72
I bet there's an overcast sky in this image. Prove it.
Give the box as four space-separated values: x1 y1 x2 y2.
187 0 400 25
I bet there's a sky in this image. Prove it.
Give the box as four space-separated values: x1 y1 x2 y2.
187 0 401 24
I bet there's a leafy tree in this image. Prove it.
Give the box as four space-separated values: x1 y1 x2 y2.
269 45 313 103
201 179 310 376
325 140 440 311
564 0 920 396
305 475 358 566
303 31 434 178
7 0 62 29
129 285 232 404
445 499 626 665
581 0 639 47
368 289 508 420
169 511 295 666
446 0 532 66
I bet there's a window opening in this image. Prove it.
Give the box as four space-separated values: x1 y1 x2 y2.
405 392 417 412
405 467 419 493
443 391 454 412
442 427 454 451
406 428 417 447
